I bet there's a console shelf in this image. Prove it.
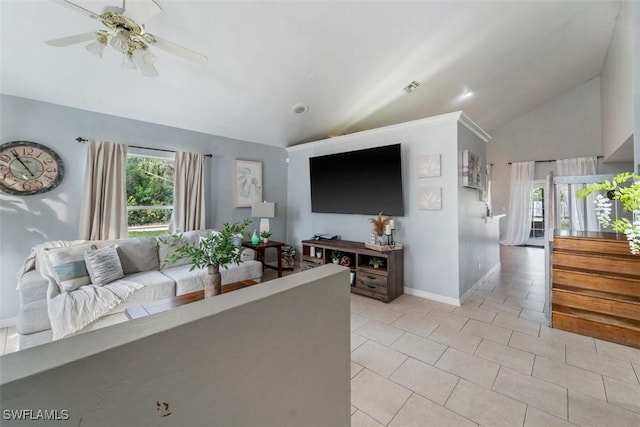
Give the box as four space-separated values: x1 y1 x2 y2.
301 239 403 303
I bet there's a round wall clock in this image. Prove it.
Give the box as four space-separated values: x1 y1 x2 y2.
0 141 65 195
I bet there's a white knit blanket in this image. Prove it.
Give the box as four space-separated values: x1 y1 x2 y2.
47 276 143 340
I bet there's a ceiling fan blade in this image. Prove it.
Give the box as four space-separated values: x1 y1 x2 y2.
50 0 99 19
131 50 159 77
45 32 97 47
151 36 208 66
123 0 162 24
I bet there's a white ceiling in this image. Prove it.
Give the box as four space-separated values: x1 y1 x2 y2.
1 0 620 148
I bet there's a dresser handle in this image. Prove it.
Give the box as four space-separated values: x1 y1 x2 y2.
366 285 376 289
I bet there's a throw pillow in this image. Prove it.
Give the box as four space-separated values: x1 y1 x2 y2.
45 243 94 293
84 245 125 286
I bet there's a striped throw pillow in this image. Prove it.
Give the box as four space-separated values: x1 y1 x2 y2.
84 245 124 286
45 243 93 292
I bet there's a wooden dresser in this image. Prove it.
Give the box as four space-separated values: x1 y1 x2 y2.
301 239 403 303
552 231 640 348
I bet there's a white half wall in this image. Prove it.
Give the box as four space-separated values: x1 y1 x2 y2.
0 265 351 426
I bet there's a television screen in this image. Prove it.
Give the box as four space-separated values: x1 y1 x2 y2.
309 144 404 216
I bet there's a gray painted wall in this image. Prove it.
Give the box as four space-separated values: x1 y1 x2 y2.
286 113 497 302
487 78 633 240
457 124 500 298
0 95 287 321
601 0 634 160
634 1 640 172
1 265 351 426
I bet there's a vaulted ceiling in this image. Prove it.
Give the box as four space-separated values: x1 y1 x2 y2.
1 1 620 147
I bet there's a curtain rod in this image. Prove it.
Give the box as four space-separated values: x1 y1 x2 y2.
75 137 213 158
508 155 602 165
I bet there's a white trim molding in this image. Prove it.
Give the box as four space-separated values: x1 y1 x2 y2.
405 262 501 307
404 287 462 307
0 317 17 329
459 262 501 304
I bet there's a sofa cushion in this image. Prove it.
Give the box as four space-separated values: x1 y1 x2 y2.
33 240 87 279
104 270 177 312
85 245 125 286
17 270 49 306
16 299 51 335
96 237 159 274
45 243 94 292
164 260 263 295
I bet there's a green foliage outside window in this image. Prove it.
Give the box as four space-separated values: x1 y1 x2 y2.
126 155 175 227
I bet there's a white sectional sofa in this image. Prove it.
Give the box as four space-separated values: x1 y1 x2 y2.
16 229 263 349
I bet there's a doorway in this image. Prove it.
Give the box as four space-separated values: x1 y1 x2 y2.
528 180 546 246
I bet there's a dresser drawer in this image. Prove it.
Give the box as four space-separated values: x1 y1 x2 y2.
356 271 388 295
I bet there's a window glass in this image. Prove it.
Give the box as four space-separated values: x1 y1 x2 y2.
126 154 175 238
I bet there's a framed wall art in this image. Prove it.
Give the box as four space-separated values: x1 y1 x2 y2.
234 160 263 207
462 150 482 190
418 154 441 177
418 187 442 210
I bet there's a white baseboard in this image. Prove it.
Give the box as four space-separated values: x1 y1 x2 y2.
459 262 501 305
0 316 17 329
405 262 501 308
404 287 461 307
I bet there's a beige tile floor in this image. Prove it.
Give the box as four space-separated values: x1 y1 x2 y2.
2 245 639 426
349 245 640 426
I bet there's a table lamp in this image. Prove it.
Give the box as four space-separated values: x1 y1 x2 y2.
251 201 276 234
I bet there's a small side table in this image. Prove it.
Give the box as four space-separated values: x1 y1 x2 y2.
242 240 285 277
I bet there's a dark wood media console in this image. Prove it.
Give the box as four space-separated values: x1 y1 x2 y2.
301 239 404 303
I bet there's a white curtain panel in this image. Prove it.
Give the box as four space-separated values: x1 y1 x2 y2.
556 156 598 231
503 161 535 246
79 141 128 240
169 151 205 233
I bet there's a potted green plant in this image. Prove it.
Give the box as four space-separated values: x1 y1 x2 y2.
260 230 272 243
226 219 251 246
160 220 250 297
577 172 640 254
369 257 384 269
330 250 343 264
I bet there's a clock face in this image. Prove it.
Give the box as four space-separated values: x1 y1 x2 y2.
0 141 64 195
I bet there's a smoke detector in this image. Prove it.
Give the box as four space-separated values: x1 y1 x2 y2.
290 103 309 115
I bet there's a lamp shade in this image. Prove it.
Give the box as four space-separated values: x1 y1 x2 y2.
251 201 275 218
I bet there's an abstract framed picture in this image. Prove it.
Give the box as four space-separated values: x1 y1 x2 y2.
234 160 263 207
418 187 442 210
462 150 482 190
418 154 441 177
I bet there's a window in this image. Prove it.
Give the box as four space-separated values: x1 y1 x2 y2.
126 153 175 238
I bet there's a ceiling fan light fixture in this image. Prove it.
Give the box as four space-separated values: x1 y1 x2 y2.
85 39 106 57
110 30 131 53
121 54 137 70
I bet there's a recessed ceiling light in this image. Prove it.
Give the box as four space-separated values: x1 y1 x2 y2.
291 103 309 115
403 81 420 93
462 89 474 98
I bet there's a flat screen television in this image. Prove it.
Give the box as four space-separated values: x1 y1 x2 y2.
309 144 404 216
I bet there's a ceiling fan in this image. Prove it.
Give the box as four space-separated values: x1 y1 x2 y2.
45 0 208 77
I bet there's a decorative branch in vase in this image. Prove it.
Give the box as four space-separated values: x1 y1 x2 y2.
159 219 251 297
369 211 391 245
577 172 640 254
